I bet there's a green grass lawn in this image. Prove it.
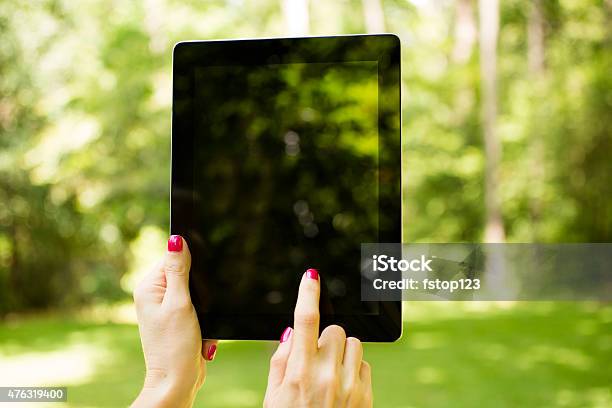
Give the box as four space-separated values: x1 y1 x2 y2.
1 302 610 407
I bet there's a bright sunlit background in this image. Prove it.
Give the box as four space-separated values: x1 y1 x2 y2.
0 0 610 407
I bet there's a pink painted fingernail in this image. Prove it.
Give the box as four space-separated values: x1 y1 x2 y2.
206 344 217 361
306 268 319 281
280 327 292 343
168 235 183 252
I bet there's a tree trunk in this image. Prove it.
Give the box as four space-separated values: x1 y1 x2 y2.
606 0 612 45
362 0 386 33
527 0 546 239
528 0 545 74
282 0 310 36
479 0 513 300
479 0 505 243
452 0 477 64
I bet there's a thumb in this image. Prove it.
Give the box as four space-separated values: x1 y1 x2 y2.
162 234 192 302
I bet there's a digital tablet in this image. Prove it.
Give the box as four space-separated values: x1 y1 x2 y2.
171 35 401 341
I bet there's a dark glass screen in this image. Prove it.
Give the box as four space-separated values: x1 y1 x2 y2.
192 61 379 316
172 36 401 340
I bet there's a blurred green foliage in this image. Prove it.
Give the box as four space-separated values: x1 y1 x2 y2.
0 0 610 314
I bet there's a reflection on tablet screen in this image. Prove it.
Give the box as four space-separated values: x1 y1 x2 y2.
192 61 379 316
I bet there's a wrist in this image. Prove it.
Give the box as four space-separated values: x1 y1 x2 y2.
132 369 197 408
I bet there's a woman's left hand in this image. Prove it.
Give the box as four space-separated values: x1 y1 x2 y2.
131 235 217 408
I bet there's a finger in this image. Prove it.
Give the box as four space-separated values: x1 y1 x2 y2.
267 327 293 388
342 337 363 387
359 360 372 385
133 260 166 307
202 340 218 361
318 325 346 367
289 268 320 361
162 235 192 301
359 361 373 406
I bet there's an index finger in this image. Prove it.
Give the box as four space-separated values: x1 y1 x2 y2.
290 268 320 358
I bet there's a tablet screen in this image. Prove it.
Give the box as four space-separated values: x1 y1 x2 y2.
193 61 378 315
172 36 401 340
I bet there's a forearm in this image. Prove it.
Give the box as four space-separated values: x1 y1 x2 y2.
131 369 197 408
132 384 196 408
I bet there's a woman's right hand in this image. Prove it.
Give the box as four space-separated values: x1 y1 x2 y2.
263 269 373 407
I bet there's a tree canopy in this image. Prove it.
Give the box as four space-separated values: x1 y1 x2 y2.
0 0 609 314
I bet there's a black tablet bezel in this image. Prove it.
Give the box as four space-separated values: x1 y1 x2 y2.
171 35 402 342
